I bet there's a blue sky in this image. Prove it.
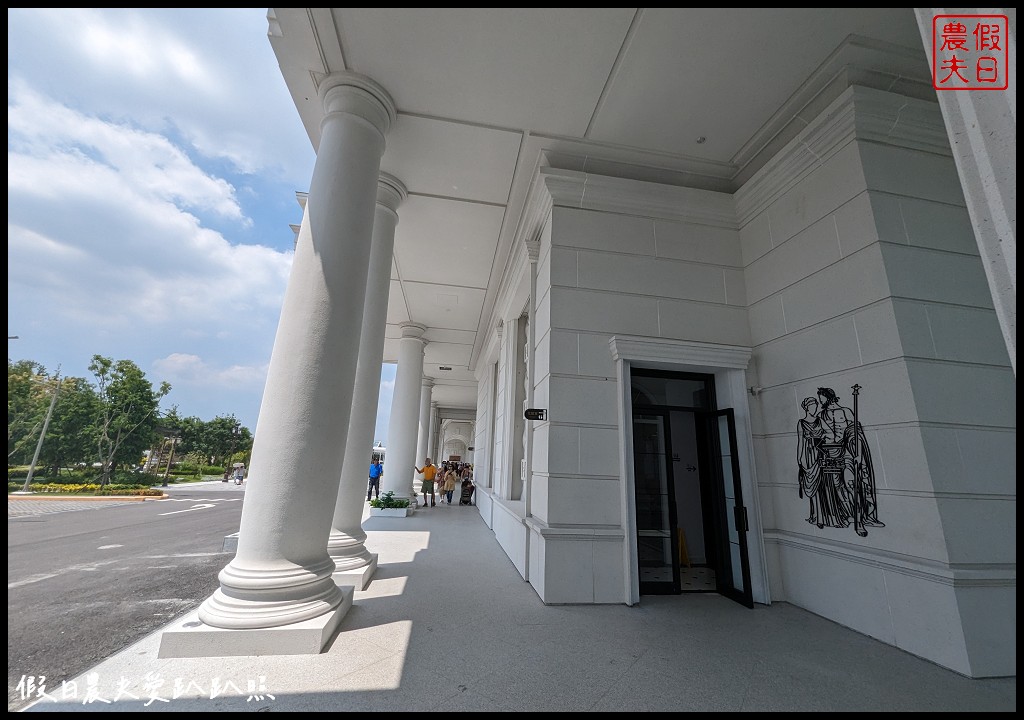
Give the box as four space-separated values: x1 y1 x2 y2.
7 8 396 441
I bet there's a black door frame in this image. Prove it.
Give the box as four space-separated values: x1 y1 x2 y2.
629 369 753 608
632 409 681 595
696 408 754 608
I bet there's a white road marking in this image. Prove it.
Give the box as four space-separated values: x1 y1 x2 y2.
158 503 217 516
97 544 123 550
157 497 241 502
140 552 228 559
8 560 120 590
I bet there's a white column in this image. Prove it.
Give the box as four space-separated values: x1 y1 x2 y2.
915 8 1016 375
524 239 539 518
381 323 427 502
328 173 407 587
194 73 395 641
415 377 434 474
427 401 438 461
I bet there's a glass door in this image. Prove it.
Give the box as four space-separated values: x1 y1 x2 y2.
632 411 680 594
698 408 753 608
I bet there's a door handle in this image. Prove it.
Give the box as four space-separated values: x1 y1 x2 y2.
734 506 749 532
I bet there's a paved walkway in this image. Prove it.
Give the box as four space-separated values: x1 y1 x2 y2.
17 500 1016 712
7 497 147 519
7 480 236 519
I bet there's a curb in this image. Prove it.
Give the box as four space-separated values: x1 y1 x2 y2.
7 494 167 502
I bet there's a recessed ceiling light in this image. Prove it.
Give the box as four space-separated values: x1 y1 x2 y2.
696 136 707 144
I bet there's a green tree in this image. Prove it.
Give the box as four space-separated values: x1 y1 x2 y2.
205 415 246 466
8 359 50 462
39 376 101 475
174 413 209 460
89 355 171 486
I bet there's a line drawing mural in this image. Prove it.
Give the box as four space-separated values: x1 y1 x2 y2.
797 385 884 537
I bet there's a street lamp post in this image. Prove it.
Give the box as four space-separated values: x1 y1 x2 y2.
20 372 62 494
161 432 181 488
223 422 240 482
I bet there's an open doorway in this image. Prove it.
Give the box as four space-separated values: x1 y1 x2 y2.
630 369 752 607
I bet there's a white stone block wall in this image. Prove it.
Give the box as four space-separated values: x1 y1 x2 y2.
473 363 494 490
738 85 1015 677
536 205 746 532
492 338 508 496
476 86 1013 675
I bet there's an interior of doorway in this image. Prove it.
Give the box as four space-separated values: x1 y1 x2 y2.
634 409 717 594
631 369 719 596
669 409 716 592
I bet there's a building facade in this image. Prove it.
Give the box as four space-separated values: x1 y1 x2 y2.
165 9 1015 680
473 85 1015 677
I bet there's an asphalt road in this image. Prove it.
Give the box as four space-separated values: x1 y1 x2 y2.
7 482 245 712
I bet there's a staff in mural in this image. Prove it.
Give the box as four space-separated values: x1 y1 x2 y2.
796 396 850 529
797 386 884 536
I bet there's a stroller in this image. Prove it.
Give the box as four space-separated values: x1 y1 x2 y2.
458 478 476 506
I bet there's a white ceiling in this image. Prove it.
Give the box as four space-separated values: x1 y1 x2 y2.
268 8 930 410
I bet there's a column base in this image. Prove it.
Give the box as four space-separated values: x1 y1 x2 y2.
158 586 353 658
332 553 378 590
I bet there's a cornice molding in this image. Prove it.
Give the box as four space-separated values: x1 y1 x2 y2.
734 85 950 226
538 168 738 228
609 335 752 370
732 35 934 175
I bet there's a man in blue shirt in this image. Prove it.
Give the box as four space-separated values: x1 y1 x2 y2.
367 459 384 501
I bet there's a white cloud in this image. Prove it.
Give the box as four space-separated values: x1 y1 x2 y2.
8 8 316 185
9 84 246 223
6 9 311 430
154 353 269 389
6 8 397 438
8 89 293 337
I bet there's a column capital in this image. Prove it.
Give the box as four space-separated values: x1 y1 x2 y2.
421 376 435 389
377 172 408 216
399 322 428 340
525 239 541 262
318 72 397 140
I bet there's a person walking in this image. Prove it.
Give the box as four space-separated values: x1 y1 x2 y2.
442 465 458 504
367 458 384 501
414 457 438 507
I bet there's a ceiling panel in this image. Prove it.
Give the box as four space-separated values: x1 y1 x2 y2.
428 381 478 408
424 341 472 368
587 8 924 161
382 336 399 364
393 195 503 287
336 8 636 135
382 114 522 204
423 327 476 345
385 279 409 325
271 7 935 385
402 282 487 331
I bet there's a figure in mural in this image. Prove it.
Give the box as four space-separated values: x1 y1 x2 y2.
796 396 850 529
813 386 884 537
